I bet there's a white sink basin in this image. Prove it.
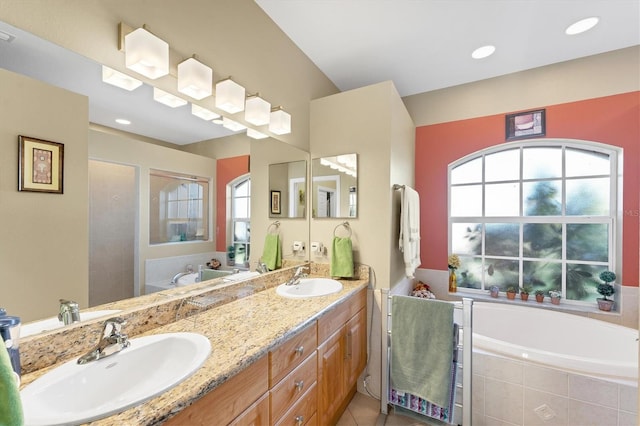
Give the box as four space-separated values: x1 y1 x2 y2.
21 310 122 338
276 278 343 299
21 332 211 426
176 272 199 286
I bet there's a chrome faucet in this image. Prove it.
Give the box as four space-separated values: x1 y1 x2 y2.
285 266 309 286
77 317 130 364
170 272 190 284
256 259 269 274
58 299 80 325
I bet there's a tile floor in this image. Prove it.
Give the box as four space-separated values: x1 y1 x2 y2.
337 391 444 426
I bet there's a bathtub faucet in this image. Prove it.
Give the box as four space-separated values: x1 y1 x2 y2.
77 317 130 364
58 299 81 325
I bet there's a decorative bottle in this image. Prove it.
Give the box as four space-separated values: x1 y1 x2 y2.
448 269 457 293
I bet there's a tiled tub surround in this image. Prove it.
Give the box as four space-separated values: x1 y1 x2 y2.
19 263 369 425
472 351 638 426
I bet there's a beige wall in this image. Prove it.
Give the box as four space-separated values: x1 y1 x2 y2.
310 81 415 289
88 129 217 294
0 69 89 322
182 134 251 160
0 0 339 151
403 46 640 126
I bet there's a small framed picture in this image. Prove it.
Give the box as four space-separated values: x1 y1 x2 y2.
506 109 546 141
18 135 64 194
270 190 281 215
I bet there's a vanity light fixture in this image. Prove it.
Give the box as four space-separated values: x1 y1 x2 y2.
212 116 224 125
191 104 220 121
124 26 169 79
565 17 599 35
153 87 187 108
247 128 269 139
215 77 245 114
101 66 143 91
222 117 247 132
178 56 213 100
269 106 291 135
471 45 496 59
245 94 271 126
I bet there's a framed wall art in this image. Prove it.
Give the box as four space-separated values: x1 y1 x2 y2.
270 190 281 215
18 135 64 194
506 109 546 141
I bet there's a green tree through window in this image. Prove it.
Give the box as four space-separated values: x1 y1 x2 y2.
449 140 620 304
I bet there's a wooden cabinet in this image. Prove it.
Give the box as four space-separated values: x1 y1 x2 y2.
165 355 268 426
317 288 367 425
269 323 318 425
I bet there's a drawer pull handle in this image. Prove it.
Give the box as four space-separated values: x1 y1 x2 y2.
295 380 304 391
294 345 304 356
295 415 304 425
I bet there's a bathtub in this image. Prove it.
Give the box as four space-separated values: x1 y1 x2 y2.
472 302 638 386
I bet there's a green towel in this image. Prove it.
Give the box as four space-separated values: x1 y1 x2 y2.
391 296 454 408
330 236 353 278
0 342 23 426
262 234 281 270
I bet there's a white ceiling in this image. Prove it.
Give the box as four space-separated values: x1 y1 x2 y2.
0 1 637 145
256 0 640 97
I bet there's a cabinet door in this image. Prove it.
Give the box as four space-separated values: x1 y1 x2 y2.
345 308 367 388
317 328 345 424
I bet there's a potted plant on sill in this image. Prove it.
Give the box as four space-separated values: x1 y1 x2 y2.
506 286 517 300
549 290 562 305
596 271 616 312
520 286 532 302
534 290 545 303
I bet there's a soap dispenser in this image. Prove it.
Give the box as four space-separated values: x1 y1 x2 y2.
0 310 21 377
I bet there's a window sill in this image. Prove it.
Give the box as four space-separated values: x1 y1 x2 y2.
450 290 621 316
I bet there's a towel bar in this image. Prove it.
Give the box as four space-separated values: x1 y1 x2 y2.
267 220 280 234
333 221 352 237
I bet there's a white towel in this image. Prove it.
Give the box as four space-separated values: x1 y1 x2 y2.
399 186 421 277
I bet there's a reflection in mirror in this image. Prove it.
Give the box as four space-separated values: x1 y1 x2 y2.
311 154 358 218
149 170 210 244
268 160 307 219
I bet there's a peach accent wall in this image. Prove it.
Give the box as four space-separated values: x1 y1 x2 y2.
216 155 250 252
416 91 640 287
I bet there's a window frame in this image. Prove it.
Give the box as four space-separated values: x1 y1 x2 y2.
228 174 251 267
448 138 623 307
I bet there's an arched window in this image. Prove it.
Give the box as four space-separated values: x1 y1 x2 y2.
229 175 250 267
448 139 621 305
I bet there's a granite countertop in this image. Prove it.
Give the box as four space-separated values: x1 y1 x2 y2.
20 275 369 425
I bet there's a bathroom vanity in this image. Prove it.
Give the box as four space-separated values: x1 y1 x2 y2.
18 263 369 425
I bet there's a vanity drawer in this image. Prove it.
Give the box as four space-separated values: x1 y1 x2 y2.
318 288 366 342
273 382 317 426
229 392 269 426
269 322 317 386
270 351 317 422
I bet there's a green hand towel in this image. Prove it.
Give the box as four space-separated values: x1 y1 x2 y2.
262 234 282 270
330 236 353 278
0 342 23 426
391 296 454 408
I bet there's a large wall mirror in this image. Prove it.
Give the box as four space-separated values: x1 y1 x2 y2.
268 160 307 218
311 153 358 218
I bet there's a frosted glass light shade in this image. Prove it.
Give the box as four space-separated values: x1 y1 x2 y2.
247 128 268 139
215 78 245 113
245 95 271 126
124 27 169 79
153 87 187 108
222 117 246 131
178 58 213 100
191 104 220 121
102 66 142 91
269 108 291 135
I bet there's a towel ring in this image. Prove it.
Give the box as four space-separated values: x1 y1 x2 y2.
267 220 280 234
333 221 352 238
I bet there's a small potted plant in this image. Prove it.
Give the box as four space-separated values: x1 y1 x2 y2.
549 290 561 305
520 286 531 302
596 271 616 312
506 286 517 300
489 285 500 298
534 289 545 303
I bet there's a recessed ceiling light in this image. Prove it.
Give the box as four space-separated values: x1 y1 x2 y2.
0 30 15 43
115 118 131 125
565 17 599 35
471 45 496 59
